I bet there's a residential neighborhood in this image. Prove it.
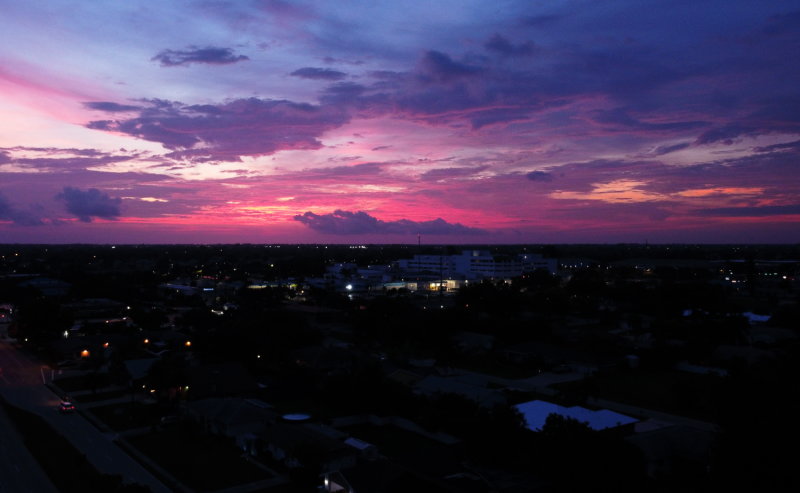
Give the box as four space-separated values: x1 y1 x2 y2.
1 243 798 492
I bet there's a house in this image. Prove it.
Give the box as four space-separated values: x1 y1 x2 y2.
123 358 159 383
414 375 506 407
452 331 494 354
514 399 638 433
626 424 713 480
185 362 260 399
291 345 357 374
262 422 357 471
185 397 277 455
18 277 70 297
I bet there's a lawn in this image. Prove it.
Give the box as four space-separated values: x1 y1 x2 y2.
89 402 160 431
75 389 128 403
128 427 272 491
52 373 112 392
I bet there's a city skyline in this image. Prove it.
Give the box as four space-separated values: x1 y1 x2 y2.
1 1 799 244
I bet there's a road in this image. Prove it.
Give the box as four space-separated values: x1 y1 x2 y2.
0 339 172 493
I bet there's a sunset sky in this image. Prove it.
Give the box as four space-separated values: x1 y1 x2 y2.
1 1 799 244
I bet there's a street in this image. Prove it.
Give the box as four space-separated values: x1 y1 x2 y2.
0 339 172 493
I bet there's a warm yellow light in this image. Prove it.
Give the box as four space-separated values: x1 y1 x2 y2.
144 338 149 344
185 340 192 347
81 349 90 358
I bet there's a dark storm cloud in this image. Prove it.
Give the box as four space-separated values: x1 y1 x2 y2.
696 204 800 217
151 46 249 67
56 187 122 222
484 34 535 56
294 210 487 235
85 98 349 161
84 101 142 112
290 67 347 80
526 170 554 182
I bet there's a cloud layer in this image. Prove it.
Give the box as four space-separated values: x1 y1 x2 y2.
294 210 487 236
57 187 122 222
1 2 799 243
152 46 249 67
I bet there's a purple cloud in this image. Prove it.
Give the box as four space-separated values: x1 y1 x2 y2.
694 124 750 145
696 204 800 217
56 187 122 222
85 98 349 161
294 210 487 235
290 67 347 80
753 139 800 153
650 142 691 155
0 192 44 226
421 166 489 181
526 171 554 182
152 46 249 67
591 108 707 133
419 50 481 83
84 101 142 112
469 108 532 130
485 34 535 56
